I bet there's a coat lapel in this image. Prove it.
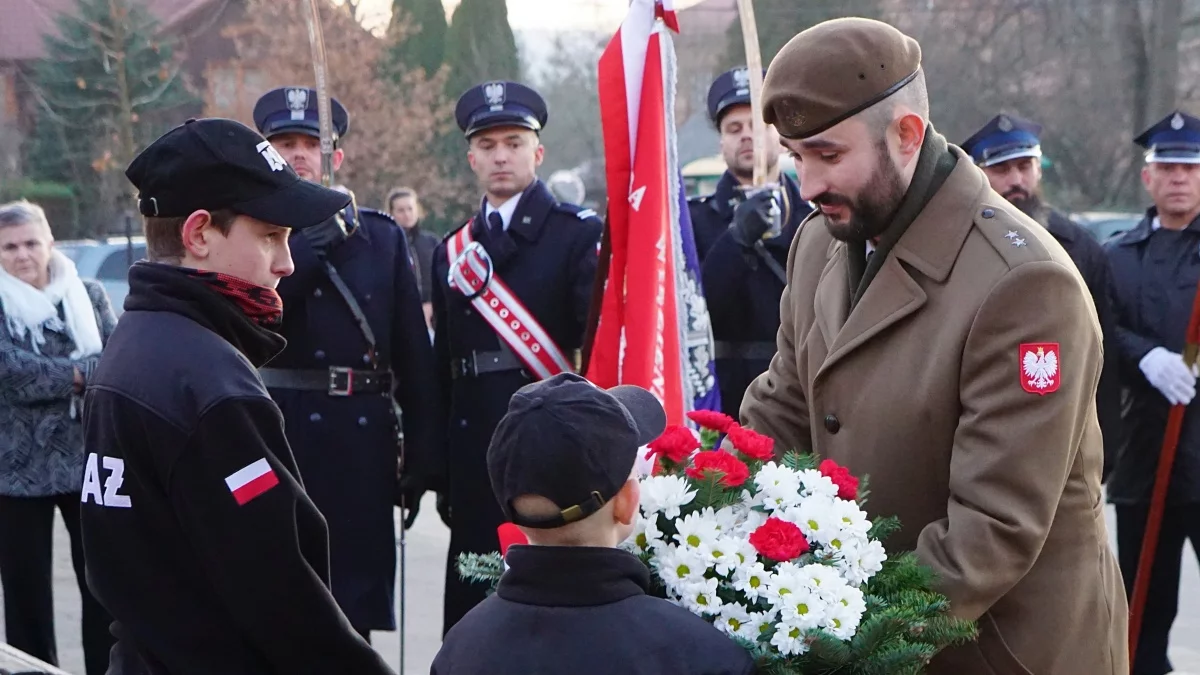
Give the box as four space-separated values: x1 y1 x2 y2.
815 150 982 377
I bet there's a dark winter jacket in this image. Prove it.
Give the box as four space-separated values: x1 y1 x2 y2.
80 262 392 675
432 546 756 675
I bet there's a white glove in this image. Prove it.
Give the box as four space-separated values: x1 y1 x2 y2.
1139 347 1198 406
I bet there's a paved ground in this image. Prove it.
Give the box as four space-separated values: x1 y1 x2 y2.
2 494 1197 674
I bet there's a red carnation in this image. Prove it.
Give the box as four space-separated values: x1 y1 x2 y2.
819 459 859 501
749 517 810 562
686 409 736 433
685 450 751 488
726 425 775 461
645 425 700 464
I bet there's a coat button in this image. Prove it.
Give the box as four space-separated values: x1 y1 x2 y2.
458 419 468 428
823 414 841 434
310 413 322 423
314 288 323 298
362 354 371 365
314 349 326 360
981 208 995 219
358 417 368 427
464 308 472 316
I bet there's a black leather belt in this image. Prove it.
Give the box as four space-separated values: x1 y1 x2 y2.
450 349 526 379
714 341 777 361
259 367 394 396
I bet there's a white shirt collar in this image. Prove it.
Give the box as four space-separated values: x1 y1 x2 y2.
865 240 877 257
485 193 522 231
1152 216 1162 231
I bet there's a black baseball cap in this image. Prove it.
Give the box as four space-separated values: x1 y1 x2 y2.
125 118 350 229
487 373 666 529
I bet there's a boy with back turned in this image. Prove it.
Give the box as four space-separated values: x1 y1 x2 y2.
433 372 755 675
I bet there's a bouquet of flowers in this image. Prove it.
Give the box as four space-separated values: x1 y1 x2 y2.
459 410 976 673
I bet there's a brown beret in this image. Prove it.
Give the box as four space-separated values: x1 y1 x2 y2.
762 17 922 139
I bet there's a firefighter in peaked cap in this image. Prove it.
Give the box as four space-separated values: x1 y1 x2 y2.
429 80 603 634
1104 109 1200 675
251 86 442 642
692 66 814 419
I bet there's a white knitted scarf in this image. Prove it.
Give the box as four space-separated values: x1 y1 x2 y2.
0 248 102 358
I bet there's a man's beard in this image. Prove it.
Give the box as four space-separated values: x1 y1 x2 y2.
818 140 907 242
1003 185 1043 218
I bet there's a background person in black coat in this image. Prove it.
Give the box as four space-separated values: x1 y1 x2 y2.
430 81 602 635
252 87 441 642
961 113 1124 479
386 186 439 334
697 67 813 418
432 373 755 675
1104 110 1200 675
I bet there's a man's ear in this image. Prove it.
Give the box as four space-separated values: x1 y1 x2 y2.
612 478 640 526
332 148 345 172
534 142 545 168
894 112 926 164
1141 165 1153 191
181 210 218 260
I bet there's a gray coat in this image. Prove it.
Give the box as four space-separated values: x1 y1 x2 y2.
0 280 117 497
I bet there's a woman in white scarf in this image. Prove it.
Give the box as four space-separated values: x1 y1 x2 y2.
0 199 118 675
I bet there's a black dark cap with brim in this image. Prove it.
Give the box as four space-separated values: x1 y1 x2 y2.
455 81 548 138
762 17 922 140
126 118 349 230
487 373 667 530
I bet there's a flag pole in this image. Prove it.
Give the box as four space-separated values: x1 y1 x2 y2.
735 0 767 187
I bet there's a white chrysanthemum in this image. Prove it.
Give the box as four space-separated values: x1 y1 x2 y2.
754 462 804 511
769 622 809 656
823 584 866 639
834 538 887 586
736 508 769 537
784 495 841 548
777 583 828 631
713 505 741 533
627 513 664 553
829 499 871 534
747 610 777 643
706 536 742 577
653 544 709 590
674 509 722 551
732 560 771 601
716 602 754 639
798 469 840 500
800 563 847 601
679 577 724 616
764 561 804 605
639 474 697 519
725 536 759 570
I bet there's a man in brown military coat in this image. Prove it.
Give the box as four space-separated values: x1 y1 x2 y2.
741 17 1128 674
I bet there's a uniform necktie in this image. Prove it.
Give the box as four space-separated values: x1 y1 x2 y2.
487 210 504 236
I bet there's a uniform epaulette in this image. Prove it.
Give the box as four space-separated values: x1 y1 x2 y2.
442 220 470 243
358 206 397 225
553 202 602 223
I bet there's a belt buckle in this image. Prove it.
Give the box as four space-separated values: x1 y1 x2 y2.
329 367 353 396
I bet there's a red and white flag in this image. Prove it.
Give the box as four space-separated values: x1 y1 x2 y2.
588 0 718 432
225 458 279 506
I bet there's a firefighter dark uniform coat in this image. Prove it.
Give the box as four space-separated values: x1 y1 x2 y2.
431 179 602 634
688 172 742 263
701 172 811 417
267 207 440 632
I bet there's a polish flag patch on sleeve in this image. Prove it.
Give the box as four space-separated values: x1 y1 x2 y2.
225 458 279 506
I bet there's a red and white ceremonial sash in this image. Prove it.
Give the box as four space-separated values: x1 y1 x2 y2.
446 224 572 380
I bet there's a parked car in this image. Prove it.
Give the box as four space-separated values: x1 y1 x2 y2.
1071 211 1142 244
56 237 146 315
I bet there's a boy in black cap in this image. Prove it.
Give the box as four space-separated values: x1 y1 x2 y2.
431 373 755 675
79 118 394 674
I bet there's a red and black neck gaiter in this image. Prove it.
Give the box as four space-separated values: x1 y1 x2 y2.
182 269 283 328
